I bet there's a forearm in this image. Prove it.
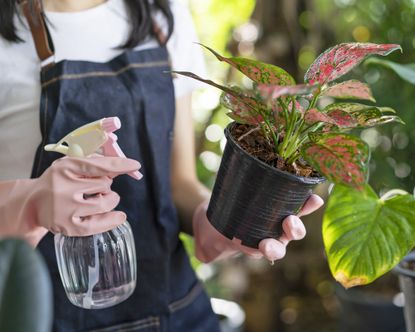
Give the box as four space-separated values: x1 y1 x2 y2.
172 177 211 235
0 179 47 247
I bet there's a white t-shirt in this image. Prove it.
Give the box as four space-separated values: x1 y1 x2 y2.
0 0 206 180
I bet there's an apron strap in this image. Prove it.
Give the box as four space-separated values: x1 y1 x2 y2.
20 0 55 65
152 21 167 46
20 1 166 63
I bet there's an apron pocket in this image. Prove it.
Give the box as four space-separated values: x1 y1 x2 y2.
87 316 160 332
167 282 220 332
168 282 203 313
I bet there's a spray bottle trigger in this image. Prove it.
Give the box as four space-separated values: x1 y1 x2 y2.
102 133 142 180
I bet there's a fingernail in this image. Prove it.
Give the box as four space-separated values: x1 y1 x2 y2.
290 216 305 239
314 195 324 208
264 242 282 261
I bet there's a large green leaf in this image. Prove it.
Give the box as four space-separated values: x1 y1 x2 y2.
301 133 370 190
0 239 52 332
198 43 296 86
366 58 415 85
323 184 415 288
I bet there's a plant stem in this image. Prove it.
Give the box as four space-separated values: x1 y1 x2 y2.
264 118 279 152
279 100 297 157
287 152 300 165
308 93 319 110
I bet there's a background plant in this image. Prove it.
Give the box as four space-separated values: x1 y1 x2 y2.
0 239 53 332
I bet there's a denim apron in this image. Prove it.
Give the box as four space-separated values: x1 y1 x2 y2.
22 1 220 331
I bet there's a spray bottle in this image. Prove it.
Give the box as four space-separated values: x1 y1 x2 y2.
45 117 138 309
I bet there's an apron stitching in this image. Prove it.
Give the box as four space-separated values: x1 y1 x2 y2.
88 316 160 332
168 282 203 313
41 61 170 88
116 322 160 332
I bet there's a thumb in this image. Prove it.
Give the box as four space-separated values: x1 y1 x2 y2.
59 156 141 179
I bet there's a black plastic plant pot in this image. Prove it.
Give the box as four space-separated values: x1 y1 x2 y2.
206 122 325 248
393 251 415 332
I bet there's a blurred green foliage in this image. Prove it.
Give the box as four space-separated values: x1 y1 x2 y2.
311 0 415 194
189 0 415 195
190 0 255 53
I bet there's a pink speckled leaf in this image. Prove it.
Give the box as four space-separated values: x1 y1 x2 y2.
173 71 264 125
305 108 337 125
322 80 375 102
323 103 402 129
221 92 265 125
305 43 402 84
257 83 319 99
301 133 370 190
198 44 296 86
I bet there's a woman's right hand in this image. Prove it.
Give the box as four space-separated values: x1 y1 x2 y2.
0 156 141 246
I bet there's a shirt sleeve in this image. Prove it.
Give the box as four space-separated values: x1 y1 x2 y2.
166 2 207 98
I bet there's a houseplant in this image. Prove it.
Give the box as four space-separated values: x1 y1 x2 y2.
324 184 415 331
0 238 53 332
174 42 404 248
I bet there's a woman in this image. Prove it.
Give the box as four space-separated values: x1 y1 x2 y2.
0 0 324 331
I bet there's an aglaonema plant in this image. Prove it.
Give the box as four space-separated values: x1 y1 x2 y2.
175 42 415 288
174 43 404 190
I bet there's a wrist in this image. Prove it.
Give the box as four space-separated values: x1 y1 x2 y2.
0 178 38 236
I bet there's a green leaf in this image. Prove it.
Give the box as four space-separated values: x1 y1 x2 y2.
323 184 415 288
366 58 415 85
301 133 370 190
321 80 375 102
198 43 296 85
0 239 53 332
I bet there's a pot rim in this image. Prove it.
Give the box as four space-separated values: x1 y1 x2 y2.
393 251 415 278
225 122 326 185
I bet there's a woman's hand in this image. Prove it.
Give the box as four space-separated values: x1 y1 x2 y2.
0 156 141 247
192 194 324 263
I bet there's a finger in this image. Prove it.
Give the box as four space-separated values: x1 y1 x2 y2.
75 191 121 217
282 215 306 241
298 194 324 217
258 238 287 261
69 211 127 236
73 177 114 199
61 156 142 179
231 238 263 259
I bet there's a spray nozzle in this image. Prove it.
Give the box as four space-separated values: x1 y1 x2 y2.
44 117 141 180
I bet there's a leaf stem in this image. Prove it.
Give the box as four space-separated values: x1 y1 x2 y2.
380 189 409 201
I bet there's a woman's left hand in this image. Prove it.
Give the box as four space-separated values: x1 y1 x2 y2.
192 194 324 263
